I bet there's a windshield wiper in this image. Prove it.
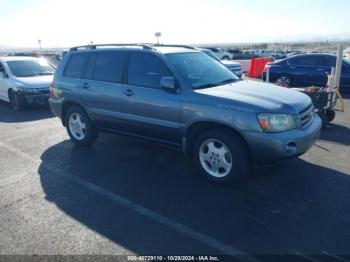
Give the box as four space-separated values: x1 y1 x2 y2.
38 72 54 75
215 78 237 85
194 83 219 89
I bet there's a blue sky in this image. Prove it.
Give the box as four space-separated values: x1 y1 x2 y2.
0 0 349 47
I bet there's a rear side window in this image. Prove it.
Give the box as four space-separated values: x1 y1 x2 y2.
93 52 126 83
64 53 89 78
127 53 172 89
289 56 323 66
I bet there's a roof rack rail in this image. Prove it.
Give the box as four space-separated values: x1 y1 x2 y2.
69 43 154 51
153 44 196 50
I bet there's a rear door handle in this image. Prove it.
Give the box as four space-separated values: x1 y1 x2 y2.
81 82 90 89
124 89 135 96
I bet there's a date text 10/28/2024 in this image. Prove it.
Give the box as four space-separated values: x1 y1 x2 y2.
127 256 220 261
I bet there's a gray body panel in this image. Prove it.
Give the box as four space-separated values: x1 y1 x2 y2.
49 47 322 163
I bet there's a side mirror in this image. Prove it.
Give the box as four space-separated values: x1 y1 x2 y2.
161 76 178 92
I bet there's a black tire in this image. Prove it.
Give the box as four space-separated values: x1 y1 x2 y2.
317 112 329 126
193 129 250 185
9 90 26 111
325 110 336 123
65 106 98 146
276 74 293 87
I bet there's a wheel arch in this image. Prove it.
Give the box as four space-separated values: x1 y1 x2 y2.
61 101 89 126
184 121 252 160
7 88 14 100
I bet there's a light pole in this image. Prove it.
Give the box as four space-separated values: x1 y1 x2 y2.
38 39 42 52
155 32 161 45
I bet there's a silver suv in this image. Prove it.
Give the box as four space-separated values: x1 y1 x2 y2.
49 44 322 184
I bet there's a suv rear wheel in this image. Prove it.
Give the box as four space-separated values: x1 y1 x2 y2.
193 129 250 184
65 106 98 146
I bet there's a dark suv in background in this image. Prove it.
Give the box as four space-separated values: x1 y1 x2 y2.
49 44 321 184
265 53 350 91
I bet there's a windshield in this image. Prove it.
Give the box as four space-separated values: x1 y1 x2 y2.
166 52 238 89
6 59 55 77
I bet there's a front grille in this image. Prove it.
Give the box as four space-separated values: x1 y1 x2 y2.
36 88 49 94
298 103 314 128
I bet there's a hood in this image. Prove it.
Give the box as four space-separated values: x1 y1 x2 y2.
14 75 53 89
194 80 311 114
221 60 241 67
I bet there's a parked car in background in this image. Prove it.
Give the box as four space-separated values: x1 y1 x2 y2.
240 50 259 59
287 51 302 57
344 47 350 60
255 50 275 58
264 54 350 91
227 48 242 59
204 47 233 60
199 48 243 78
273 51 287 59
50 44 321 184
9 52 62 68
0 56 55 110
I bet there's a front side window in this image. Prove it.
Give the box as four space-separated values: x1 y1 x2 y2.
64 53 89 78
128 53 172 89
94 52 126 83
7 59 55 77
166 52 238 89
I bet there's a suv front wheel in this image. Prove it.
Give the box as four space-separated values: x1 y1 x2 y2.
65 106 98 146
193 129 250 184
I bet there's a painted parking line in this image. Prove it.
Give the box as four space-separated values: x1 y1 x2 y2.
321 251 350 262
0 140 260 262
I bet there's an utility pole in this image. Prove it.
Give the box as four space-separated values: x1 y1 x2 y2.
334 45 343 89
38 39 42 52
155 32 161 45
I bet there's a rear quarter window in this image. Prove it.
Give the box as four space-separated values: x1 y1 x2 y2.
63 53 89 78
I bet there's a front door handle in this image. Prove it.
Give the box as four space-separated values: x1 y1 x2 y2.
124 89 135 96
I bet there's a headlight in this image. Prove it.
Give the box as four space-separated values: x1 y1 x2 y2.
258 113 296 132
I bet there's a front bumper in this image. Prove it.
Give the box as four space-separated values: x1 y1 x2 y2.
48 98 63 119
17 89 50 105
24 93 49 105
242 115 322 164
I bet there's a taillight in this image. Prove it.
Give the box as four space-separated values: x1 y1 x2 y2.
50 82 54 98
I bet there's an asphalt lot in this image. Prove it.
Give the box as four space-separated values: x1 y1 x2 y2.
0 95 350 261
